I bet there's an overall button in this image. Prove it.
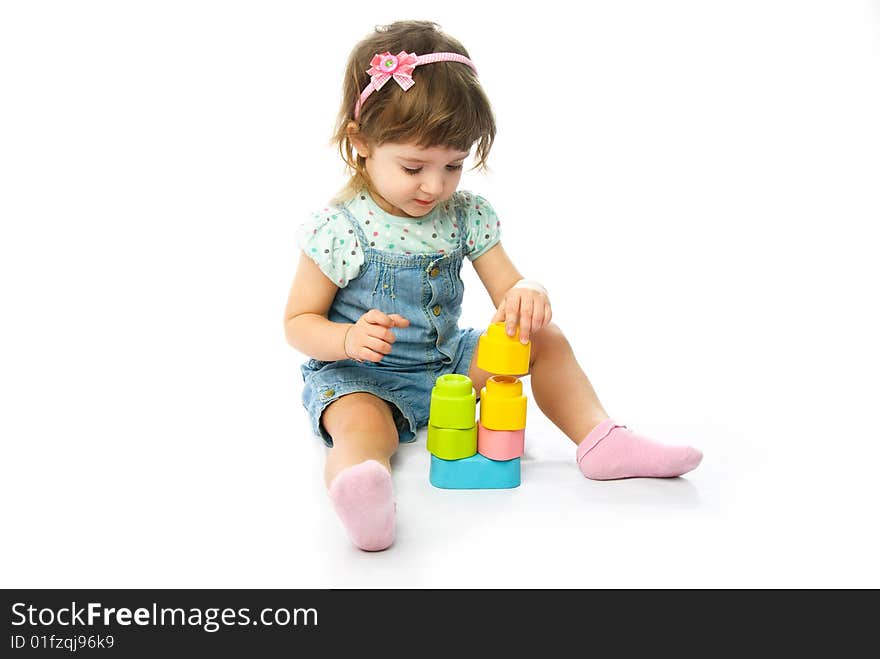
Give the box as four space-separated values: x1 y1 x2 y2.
432 305 441 316
323 389 335 398
429 267 440 278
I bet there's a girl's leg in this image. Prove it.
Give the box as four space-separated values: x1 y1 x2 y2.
467 324 701 479
320 392 400 550
322 392 400 486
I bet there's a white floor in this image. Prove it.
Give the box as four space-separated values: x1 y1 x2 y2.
3 355 878 589
277 383 880 589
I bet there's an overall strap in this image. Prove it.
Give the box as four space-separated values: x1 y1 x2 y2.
335 202 370 246
454 199 469 252
334 202 371 280
425 196 469 274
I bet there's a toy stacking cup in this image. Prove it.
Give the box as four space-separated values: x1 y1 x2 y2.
426 374 478 461
476 322 530 375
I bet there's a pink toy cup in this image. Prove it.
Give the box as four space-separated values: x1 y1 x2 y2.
477 423 525 461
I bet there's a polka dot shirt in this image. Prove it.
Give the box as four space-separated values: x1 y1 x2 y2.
296 189 502 287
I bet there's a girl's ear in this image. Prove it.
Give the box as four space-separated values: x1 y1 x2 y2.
346 121 370 158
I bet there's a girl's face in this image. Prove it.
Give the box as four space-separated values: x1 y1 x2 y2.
359 141 471 218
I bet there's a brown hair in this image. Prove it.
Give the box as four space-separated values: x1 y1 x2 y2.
330 20 496 204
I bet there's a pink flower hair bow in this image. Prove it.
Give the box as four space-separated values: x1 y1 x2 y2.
354 50 478 120
368 51 420 93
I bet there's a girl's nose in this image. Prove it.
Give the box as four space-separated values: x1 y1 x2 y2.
421 175 443 196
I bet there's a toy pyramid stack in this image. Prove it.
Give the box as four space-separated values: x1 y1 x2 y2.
427 322 530 489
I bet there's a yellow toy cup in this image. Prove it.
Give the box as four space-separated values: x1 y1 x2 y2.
479 375 527 431
476 322 530 375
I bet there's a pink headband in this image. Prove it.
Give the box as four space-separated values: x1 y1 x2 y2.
354 50 478 120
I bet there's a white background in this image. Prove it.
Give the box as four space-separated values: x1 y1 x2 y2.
2 0 879 588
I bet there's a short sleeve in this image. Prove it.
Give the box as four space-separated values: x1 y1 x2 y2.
460 192 502 260
295 209 365 287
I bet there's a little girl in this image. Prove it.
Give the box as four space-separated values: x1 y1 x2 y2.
284 20 702 551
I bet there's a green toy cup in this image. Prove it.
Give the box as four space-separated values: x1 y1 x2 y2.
427 424 478 460
428 374 476 429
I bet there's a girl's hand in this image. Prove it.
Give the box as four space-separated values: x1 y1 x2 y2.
344 309 410 362
491 287 552 344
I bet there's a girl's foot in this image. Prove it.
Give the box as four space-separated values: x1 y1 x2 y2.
328 460 396 551
576 419 702 480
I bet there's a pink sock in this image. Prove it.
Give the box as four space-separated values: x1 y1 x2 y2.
577 419 703 480
327 460 396 551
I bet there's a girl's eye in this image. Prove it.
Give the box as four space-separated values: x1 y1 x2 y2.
402 165 464 175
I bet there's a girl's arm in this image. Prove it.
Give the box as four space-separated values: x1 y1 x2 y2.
471 242 523 308
472 242 551 343
283 252 350 361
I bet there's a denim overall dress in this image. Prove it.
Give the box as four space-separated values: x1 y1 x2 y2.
300 199 483 446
